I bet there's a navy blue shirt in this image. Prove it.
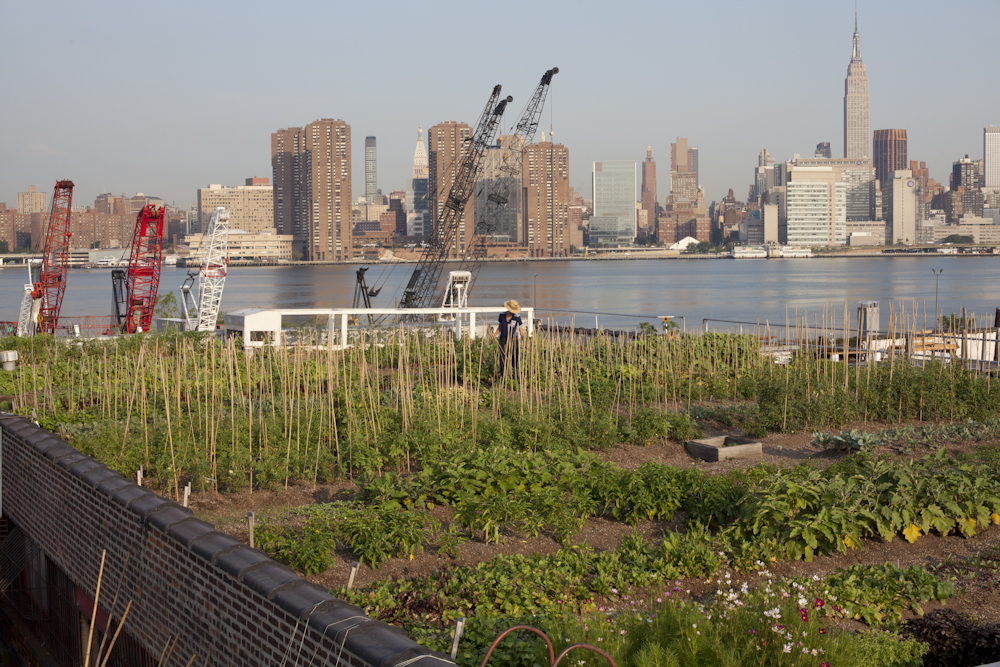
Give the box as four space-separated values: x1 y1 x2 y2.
497 312 523 341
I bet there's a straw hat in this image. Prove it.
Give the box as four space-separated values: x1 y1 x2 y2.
503 299 522 314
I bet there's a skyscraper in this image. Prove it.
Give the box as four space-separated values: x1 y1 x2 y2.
688 147 699 187
985 126 1000 193
873 130 908 184
365 136 378 204
640 147 657 236
428 121 474 257
884 170 916 245
844 14 870 160
786 166 847 246
523 138 570 257
406 124 429 236
815 142 832 159
590 161 636 245
271 119 353 260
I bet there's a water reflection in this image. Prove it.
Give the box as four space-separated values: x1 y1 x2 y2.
0 256 996 331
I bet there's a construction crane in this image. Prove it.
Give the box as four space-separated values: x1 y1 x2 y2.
16 260 42 337
398 84 511 310
180 206 229 332
119 204 166 333
457 67 558 298
35 180 74 334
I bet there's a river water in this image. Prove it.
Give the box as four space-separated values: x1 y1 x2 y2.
0 256 998 332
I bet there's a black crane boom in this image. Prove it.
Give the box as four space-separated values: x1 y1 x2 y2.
399 85 511 310
458 67 558 294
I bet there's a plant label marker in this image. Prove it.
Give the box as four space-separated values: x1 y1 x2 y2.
450 617 466 660
347 561 360 590
182 482 191 508
247 511 255 549
137 468 143 487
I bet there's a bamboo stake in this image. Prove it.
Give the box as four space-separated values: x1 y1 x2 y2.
84 549 107 667
97 600 133 667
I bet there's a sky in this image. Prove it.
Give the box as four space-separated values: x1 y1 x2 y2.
3 0 999 211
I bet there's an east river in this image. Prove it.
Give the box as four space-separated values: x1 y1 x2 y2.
1 256 998 332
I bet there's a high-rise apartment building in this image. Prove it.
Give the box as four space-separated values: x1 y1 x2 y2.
94 193 128 216
785 166 847 246
406 125 429 237
815 142 832 159
590 161 636 245
17 186 47 215
884 170 916 245
365 136 378 204
197 179 274 234
522 138 569 257
844 14 870 160
271 119 353 260
641 147 657 236
985 126 1000 193
670 138 698 200
873 130 908 184
428 121 474 257
689 147 699 187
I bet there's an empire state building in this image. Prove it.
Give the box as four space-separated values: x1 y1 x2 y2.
844 14 870 160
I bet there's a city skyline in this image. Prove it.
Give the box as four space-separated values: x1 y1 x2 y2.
2 1 998 212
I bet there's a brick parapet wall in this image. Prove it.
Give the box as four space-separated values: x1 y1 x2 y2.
0 414 451 667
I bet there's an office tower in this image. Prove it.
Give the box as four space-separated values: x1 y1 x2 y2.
884 170 916 245
17 186 47 215
985 126 1000 192
406 124 429 237
640 147 657 235
196 179 274 234
670 138 687 172
475 134 526 243
873 130 908 184
365 136 378 204
271 119 353 260
815 142 832 159
590 161 636 245
428 121 474 257
689 147 699 187
785 166 847 246
946 155 983 222
522 138 570 257
792 156 874 222
844 13 870 160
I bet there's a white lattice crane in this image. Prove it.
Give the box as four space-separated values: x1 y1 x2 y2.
181 207 229 332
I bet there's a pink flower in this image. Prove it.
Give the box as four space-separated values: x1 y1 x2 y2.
815 597 825 608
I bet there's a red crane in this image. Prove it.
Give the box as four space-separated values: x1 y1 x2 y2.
123 204 165 333
35 180 74 334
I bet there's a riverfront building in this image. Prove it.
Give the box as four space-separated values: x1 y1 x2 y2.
271 119 353 261
196 179 274 235
884 169 916 245
590 160 636 245
475 134 526 244
785 166 847 246
522 138 570 257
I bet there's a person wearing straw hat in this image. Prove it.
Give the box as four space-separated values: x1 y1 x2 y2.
492 299 524 377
